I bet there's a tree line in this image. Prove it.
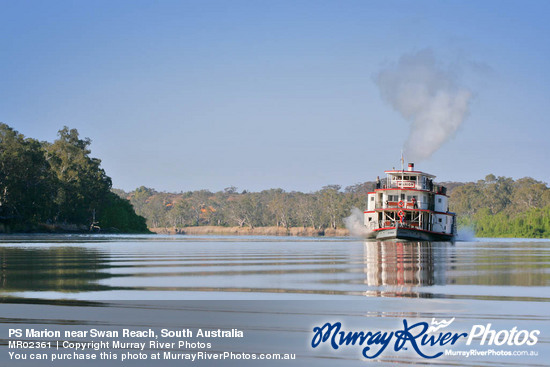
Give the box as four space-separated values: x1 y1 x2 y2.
0 123 148 233
114 184 370 231
3 122 549 237
451 174 550 238
116 174 550 238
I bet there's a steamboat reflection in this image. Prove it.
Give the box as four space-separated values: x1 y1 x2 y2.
363 241 451 296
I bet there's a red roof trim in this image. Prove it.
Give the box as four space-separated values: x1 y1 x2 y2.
384 170 435 176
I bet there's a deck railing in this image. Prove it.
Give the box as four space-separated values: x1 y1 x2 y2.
375 202 431 210
371 220 422 229
383 183 447 195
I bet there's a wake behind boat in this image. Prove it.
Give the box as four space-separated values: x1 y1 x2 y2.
364 163 456 241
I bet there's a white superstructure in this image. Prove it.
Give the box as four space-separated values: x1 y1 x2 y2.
364 163 456 241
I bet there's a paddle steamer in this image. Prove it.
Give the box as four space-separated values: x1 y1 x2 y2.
364 163 456 241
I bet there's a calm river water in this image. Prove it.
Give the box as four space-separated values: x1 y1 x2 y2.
0 235 548 366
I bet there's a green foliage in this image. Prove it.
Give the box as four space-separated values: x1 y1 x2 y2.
97 192 149 233
45 126 112 224
0 123 148 233
450 174 550 238
0 123 56 223
473 206 550 238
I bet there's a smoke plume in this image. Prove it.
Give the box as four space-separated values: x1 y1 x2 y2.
344 208 371 237
375 49 472 161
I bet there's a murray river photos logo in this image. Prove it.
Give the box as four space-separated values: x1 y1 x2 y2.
311 318 540 359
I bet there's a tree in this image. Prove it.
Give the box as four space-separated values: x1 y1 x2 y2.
129 186 157 217
0 124 55 223
142 194 170 228
167 199 193 227
264 189 292 228
111 188 128 199
512 177 547 211
97 192 149 233
449 182 483 217
227 194 263 228
318 185 345 229
187 190 213 226
480 174 513 214
295 193 321 229
0 123 148 233
45 127 112 224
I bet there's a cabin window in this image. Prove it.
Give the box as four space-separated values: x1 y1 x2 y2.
438 198 442 203
370 197 374 201
368 217 372 221
388 195 398 201
438 218 442 223
407 195 417 201
401 194 405 200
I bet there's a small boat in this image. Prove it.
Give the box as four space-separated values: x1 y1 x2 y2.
364 163 456 241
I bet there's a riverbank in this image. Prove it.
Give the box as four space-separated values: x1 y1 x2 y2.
0 223 344 236
149 226 350 237
0 222 86 234
0 222 151 234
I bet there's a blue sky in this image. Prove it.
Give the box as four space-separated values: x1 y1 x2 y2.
2 0 549 192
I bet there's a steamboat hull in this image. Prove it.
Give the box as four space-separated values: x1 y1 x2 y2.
373 227 454 241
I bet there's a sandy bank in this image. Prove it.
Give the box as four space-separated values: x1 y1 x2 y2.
149 226 350 237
